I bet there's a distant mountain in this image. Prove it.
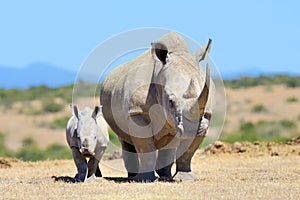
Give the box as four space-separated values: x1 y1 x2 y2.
0 63 77 89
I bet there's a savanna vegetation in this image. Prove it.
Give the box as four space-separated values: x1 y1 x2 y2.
220 120 298 143
224 75 300 88
0 75 299 161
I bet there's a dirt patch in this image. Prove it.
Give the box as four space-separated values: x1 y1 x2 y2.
202 137 300 156
0 157 20 168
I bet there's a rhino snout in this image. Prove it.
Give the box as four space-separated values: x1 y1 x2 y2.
82 138 89 148
79 138 95 156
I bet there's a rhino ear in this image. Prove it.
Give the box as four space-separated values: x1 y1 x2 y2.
151 42 168 65
71 104 79 119
194 39 212 62
92 105 102 119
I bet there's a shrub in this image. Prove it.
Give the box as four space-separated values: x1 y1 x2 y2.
22 137 36 147
15 137 46 161
224 75 300 89
45 144 72 160
221 120 297 143
16 145 47 161
0 132 13 157
48 116 69 129
15 138 72 161
279 120 296 129
42 100 64 113
251 104 268 113
286 97 298 103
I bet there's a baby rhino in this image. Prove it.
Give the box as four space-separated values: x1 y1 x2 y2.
66 105 109 182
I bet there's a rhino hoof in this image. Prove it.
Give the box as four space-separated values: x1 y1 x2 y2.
130 172 157 182
74 173 86 183
158 176 174 182
173 171 197 182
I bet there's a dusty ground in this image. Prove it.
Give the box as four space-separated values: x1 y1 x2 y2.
1 139 300 200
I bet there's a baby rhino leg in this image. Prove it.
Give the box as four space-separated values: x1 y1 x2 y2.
72 147 88 182
86 157 99 182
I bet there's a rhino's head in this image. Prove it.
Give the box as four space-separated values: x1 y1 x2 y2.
71 105 102 157
151 32 212 137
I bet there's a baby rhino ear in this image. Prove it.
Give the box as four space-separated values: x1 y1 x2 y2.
70 104 79 119
92 105 102 119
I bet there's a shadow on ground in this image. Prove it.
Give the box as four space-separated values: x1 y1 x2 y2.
52 176 174 183
51 176 76 183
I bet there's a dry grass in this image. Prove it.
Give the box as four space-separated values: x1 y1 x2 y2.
1 147 300 199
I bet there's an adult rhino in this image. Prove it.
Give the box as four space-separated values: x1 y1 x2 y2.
100 32 215 182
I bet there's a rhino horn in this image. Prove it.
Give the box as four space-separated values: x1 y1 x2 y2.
194 39 212 62
197 64 210 117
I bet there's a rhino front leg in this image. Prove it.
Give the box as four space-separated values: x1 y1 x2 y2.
86 157 100 182
155 137 179 181
131 137 157 182
91 146 107 178
173 135 205 182
72 147 88 182
121 140 139 178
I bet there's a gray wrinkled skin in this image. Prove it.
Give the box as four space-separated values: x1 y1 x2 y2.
101 32 215 182
66 105 109 182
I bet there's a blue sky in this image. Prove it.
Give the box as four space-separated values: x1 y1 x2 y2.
1 1 300 78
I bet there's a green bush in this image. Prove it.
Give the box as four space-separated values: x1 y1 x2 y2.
286 97 298 103
0 132 13 157
45 144 72 160
15 137 46 161
251 104 268 113
48 116 69 129
224 75 300 89
0 84 74 108
42 100 64 113
22 137 36 147
14 138 72 161
221 120 297 143
16 145 47 161
279 120 296 129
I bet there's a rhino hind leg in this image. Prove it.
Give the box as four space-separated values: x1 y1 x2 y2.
173 136 205 182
